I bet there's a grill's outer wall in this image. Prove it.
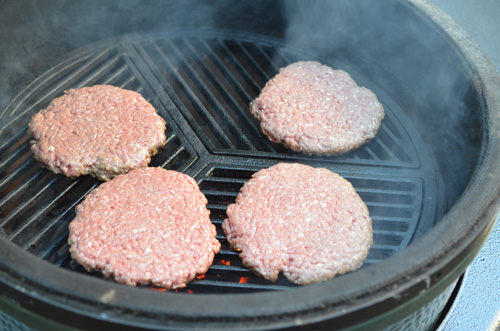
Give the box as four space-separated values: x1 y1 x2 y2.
1 0 500 330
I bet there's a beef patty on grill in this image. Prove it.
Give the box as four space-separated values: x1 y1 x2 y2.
222 163 373 285
68 167 221 289
28 85 167 181
250 61 385 155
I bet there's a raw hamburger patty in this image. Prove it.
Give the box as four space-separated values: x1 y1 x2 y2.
28 85 166 181
250 61 385 155
68 167 220 289
222 163 372 285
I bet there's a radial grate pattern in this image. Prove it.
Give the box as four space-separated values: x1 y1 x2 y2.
0 30 438 293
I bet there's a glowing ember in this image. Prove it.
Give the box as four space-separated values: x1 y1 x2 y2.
149 287 167 292
220 259 231 266
196 274 206 279
239 277 249 284
186 290 194 294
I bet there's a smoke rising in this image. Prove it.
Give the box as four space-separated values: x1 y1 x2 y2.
0 0 484 212
0 0 282 117
281 0 480 207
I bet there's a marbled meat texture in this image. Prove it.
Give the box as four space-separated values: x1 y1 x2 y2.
250 61 385 155
68 167 221 289
28 85 166 181
222 163 373 285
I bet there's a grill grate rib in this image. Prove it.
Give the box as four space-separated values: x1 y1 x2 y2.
0 30 439 294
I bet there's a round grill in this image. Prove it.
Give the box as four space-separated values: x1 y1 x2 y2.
0 30 439 294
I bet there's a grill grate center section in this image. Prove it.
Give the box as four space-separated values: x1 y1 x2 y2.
0 30 439 294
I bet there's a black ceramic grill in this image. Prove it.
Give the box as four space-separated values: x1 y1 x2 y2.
2 1 500 330
0 30 439 294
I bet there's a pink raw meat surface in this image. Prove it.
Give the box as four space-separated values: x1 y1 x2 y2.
28 85 166 181
223 163 373 285
250 61 385 155
68 167 221 289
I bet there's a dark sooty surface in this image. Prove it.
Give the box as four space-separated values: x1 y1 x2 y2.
0 30 439 293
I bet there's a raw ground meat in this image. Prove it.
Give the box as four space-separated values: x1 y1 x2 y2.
28 85 166 181
222 163 372 285
68 167 220 289
250 61 385 155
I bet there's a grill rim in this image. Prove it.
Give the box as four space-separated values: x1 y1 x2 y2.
1 0 500 330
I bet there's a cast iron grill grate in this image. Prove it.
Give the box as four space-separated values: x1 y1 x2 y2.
0 30 438 293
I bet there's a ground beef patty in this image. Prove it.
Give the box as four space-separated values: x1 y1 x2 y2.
250 61 385 155
28 85 166 181
68 167 220 289
222 163 372 285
